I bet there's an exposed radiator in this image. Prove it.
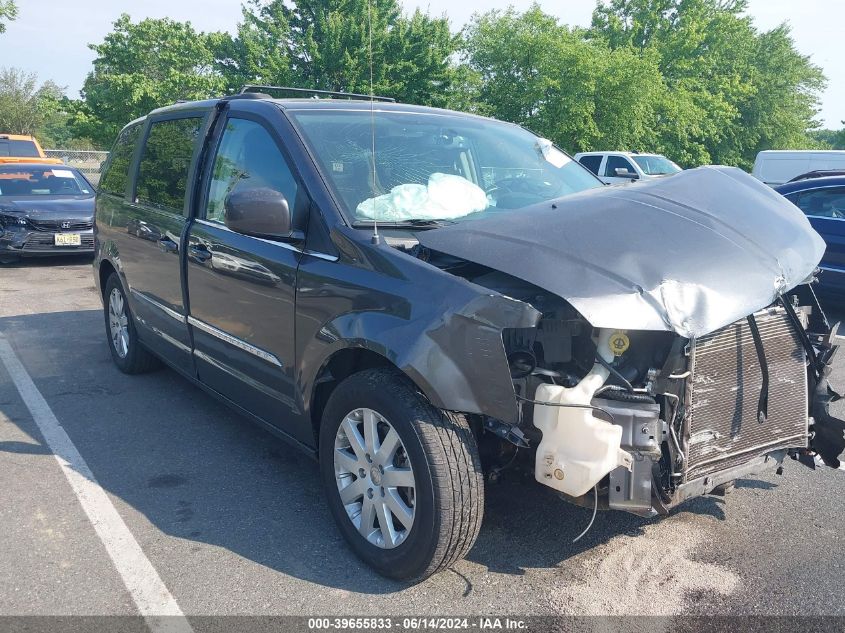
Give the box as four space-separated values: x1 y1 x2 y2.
685 307 808 481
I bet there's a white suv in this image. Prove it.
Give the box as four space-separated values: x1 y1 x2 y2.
574 151 682 184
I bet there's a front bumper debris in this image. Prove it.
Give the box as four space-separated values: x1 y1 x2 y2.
0 227 94 257
809 376 845 469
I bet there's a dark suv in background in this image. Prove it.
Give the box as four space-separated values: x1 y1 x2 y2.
94 88 845 582
776 175 845 297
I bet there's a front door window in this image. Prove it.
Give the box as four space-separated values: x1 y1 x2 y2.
205 118 299 224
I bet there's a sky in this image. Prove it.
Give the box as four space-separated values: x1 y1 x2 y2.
1 0 841 128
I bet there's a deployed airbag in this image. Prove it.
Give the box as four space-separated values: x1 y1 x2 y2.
357 173 488 221
418 167 826 338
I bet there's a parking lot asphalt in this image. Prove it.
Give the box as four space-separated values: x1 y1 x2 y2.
1 256 844 619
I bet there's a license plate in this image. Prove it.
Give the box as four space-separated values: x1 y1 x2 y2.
54 233 81 246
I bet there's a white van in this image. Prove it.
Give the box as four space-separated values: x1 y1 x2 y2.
752 150 845 186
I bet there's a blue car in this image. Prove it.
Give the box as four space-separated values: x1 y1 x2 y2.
776 175 845 296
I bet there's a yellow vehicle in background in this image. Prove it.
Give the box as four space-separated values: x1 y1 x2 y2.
0 134 63 165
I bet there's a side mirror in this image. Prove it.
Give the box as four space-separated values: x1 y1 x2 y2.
614 168 639 180
224 187 303 241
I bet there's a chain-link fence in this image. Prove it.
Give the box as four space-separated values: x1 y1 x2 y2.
44 149 109 186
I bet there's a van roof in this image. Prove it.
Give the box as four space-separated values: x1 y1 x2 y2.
116 96 495 140
146 96 486 119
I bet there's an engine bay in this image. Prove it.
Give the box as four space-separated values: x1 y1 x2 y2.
409 246 832 517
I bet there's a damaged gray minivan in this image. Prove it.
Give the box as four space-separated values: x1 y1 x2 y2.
94 91 845 582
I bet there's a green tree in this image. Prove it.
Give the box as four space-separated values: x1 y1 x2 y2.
590 0 826 168
212 0 293 89
0 67 63 135
833 127 845 149
215 0 455 106
443 63 485 115
459 5 665 153
0 0 17 34
381 8 455 107
38 98 99 150
732 24 827 159
75 14 225 147
811 124 845 150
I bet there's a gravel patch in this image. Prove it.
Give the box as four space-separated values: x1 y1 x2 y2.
550 514 740 616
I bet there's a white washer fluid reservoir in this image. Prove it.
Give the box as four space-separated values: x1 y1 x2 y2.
533 329 634 497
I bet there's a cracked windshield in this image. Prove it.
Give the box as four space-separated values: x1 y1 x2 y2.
288 110 602 224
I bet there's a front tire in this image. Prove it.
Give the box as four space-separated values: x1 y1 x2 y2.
103 273 160 374
319 367 484 582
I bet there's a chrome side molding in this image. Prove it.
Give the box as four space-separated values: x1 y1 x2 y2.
130 289 186 323
187 316 283 368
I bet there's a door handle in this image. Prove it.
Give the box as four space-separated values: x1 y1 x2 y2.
189 243 212 263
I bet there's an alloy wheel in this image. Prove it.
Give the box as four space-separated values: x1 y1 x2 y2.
108 288 130 359
333 407 416 549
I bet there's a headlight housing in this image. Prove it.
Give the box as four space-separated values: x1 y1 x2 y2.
0 213 27 228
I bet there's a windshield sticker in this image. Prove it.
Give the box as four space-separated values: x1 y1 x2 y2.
537 138 571 169
51 169 76 178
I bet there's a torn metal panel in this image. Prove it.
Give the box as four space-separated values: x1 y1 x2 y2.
296 232 541 427
418 166 826 338
411 291 541 423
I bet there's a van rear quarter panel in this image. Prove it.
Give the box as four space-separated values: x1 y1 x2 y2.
94 191 129 290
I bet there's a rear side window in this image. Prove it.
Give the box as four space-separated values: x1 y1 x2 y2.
604 156 635 177
135 117 203 214
0 139 40 157
795 188 845 218
100 123 143 195
578 155 602 175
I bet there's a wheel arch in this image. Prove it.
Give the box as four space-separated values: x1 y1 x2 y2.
98 258 118 299
309 346 431 449
301 296 541 449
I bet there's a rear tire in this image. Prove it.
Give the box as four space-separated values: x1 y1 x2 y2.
103 273 160 374
319 367 484 582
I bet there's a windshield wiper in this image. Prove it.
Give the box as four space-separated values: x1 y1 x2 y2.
352 219 456 230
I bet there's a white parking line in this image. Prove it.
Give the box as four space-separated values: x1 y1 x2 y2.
0 335 193 633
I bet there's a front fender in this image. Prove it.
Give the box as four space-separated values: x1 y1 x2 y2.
296 238 540 425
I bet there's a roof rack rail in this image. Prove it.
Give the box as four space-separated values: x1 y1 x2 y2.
239 85 395 103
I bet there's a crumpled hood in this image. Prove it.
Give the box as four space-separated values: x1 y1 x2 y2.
0 196 94 220
418 166 825 338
